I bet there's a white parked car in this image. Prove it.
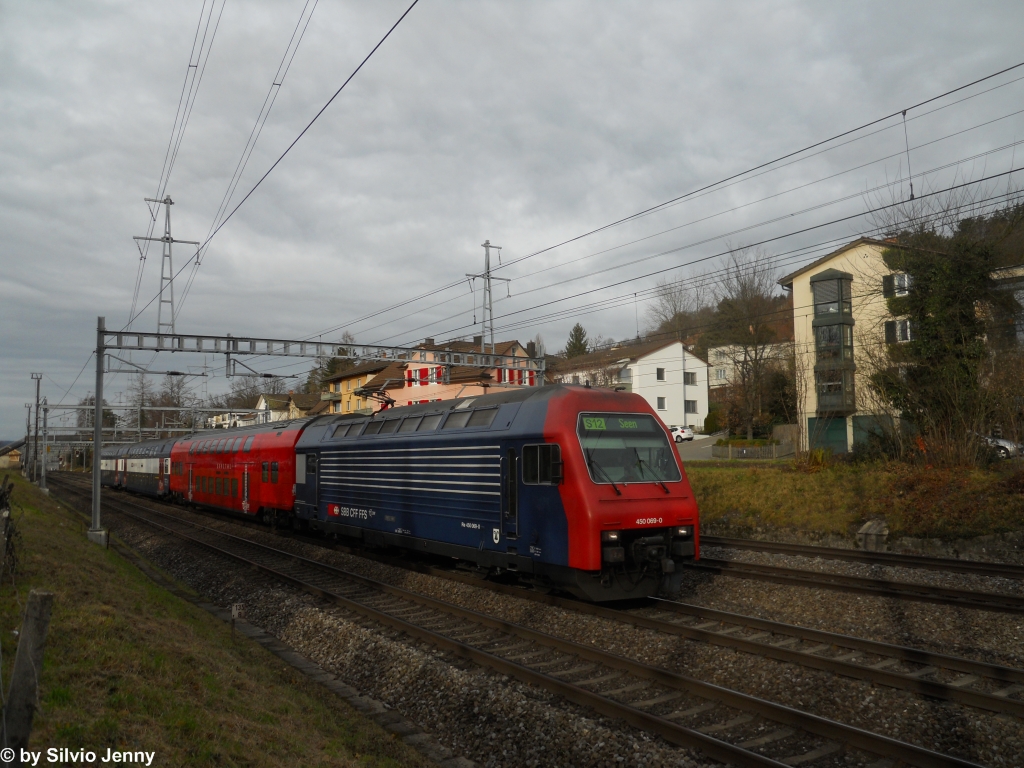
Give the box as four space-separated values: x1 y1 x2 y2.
669 426 694 443
981 434 1019 459
970 432 1020 459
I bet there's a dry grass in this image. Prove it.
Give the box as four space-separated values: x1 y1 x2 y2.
0 473 435 767
686 460 1024 540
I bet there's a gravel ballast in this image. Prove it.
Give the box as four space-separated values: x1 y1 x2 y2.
87 495 1024 767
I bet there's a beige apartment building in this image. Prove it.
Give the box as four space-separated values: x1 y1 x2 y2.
780 237 908 453
782 236 1024 453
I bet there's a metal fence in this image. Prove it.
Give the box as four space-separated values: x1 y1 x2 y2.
711 442 795 459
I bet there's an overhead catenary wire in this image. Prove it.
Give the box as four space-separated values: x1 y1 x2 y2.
176 0 320 320
405 171 1024 345
366 140 1024 346
213 177 1022 383
105 61 1024 403
303 63 1024 344
122 0 421 334
128 0 228 330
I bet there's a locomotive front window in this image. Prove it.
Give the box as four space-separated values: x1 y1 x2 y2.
577 413 681 485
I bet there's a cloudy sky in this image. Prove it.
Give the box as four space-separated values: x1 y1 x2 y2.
2 0 1023 438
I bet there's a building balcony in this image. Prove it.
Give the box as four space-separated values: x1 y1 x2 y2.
320 391 343 401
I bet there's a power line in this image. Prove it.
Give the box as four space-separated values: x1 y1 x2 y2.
128 0 228 330
303 62 1024 344
176 0 320 319
122 0 420 334
414 171 1024 344
215 181 1023 383
369 139 1024 346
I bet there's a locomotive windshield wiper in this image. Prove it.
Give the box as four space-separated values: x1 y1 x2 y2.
585 448 621 495
633 448 669 494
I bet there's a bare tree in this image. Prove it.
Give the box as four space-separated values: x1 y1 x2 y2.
713 247 787 440
646 271 712 341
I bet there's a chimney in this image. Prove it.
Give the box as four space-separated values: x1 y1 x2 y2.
473 335 483 346
526 341 537 358
424 338 434 346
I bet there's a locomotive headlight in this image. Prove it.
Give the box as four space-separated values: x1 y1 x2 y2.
673 527 691 538
601 530 621 543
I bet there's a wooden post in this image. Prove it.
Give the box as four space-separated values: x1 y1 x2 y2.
4 590 55 752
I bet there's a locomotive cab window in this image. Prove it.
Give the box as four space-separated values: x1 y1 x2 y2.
577 413 681 485
523 444 563 485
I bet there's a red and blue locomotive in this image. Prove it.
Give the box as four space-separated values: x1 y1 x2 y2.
101 384 700 601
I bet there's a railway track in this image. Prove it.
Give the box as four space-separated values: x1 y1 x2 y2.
48 477 995 766
702 536 1024 580
691 558 1024 615
51 475 1024 720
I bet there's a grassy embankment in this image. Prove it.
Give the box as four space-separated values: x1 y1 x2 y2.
0 472 433 768
686 460 1024 541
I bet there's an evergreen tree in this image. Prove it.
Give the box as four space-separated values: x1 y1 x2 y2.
564 323 589 358
872 208 1023 465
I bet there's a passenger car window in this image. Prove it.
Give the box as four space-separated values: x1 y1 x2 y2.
379 419 401 434
363 421 384 435
262 462 269 482
243 436 254 452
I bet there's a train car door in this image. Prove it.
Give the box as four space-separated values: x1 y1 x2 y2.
502 448 519 540
241 465 250 513
187 465 194 502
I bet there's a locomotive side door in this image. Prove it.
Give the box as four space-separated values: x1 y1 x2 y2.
501 448 519 540
306 453 319 511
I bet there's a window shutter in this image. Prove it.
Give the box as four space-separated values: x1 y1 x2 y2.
884 320 897 344
882 275 895 299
